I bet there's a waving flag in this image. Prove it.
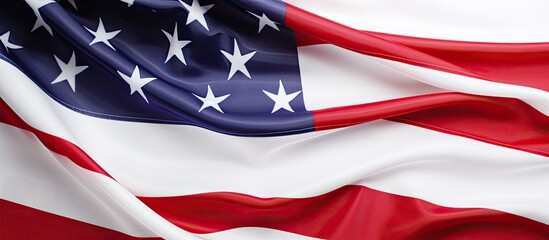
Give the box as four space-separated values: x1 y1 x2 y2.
1 0 549 239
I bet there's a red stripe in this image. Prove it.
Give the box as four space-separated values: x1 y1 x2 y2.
0 98 111 177
388 97 549 158
287 4 549 91
313 93 487 130
285 5 484 81
313 93 549 157
0 199 160 240
139 185 549 239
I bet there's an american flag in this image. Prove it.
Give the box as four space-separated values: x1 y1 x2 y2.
1 0 549 239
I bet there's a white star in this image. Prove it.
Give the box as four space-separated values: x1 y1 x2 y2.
120 0 134 7
248 11 279 33
162 22 191 65
178 0 214 31
220 39 256 80
86 18 121 50
263 80 301 113
192 85 230 113
0 31 22 53
51 52 88 92
117 66 156 103
26 0 54 36
66 0 77 9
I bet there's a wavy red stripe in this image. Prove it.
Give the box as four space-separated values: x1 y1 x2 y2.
312 93 549 157
0 199 159 240
313 93 487 130
139 185 549 239
285 4 485 81
0 98 111 177
286 4 549 91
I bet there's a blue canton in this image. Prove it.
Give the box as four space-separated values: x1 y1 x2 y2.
0 0 314 136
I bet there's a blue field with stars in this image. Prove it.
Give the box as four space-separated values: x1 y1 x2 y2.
0 0 315 136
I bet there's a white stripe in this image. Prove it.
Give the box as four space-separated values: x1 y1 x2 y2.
64 159 203 240
0 123 156 238
284 0 549 42
0 126 203 240
200 228 322 240
368 49 549 116
0 123 321 239
299 44 549 116
297 44 444 110
1 59 549 225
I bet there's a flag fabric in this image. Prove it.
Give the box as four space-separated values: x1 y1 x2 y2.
1 0 549 239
